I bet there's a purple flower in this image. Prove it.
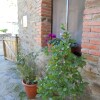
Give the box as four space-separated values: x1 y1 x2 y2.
48 33 56 39
45 33 56 44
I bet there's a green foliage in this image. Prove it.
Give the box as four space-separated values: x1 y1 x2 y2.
48 38 61 45
0 29 8 33
38 24 87 100
47 24 76 47
19 91 27 100
17 52 38 85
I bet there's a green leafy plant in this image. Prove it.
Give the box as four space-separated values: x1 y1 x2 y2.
17 52 38 85
0 29 8 33
38 24 87 100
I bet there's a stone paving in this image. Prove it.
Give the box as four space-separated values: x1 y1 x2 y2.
0 56 28 100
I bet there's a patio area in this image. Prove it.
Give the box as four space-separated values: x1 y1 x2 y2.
0 41 28 99
0 55 28 100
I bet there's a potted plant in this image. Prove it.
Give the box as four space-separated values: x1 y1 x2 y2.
38 24 87 100
17 52 38 99
45 31 81 57
70 42 81 57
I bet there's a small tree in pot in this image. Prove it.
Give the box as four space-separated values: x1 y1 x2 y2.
38 24 87 100
17 52 38 99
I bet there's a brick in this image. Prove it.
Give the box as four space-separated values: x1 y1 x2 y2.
82 38 89 43
81 48 89 54
42 1 51 5
82 43 89 49
41 7 51 12
83 21 100 26
88 45 99 50
41 13 51 17
86 0 100 8
82 43 99 50
82 33 100 38
91 28 100 33
83 27 91 32
34 37 41 42
82 0 100 99
89 33 100 38
84 15 92 20
85 54 99 63
84 7 100 14
82 33 90 37
90 39 100 45
89 50 100 56
92 14 100 20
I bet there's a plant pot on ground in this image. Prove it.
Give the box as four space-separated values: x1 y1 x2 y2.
22 80 37 99
38 24 87 100
70 43 82 57
17 52 38 99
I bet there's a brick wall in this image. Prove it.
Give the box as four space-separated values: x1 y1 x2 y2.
17 0 52 54
82 0 100 99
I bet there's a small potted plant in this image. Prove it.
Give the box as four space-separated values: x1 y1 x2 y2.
46 32 81 57
38 24 87 100
70 42 82 57
17 52 38 99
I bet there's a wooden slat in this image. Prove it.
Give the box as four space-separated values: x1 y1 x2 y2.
3 35 19 62
3 40 6 58
4 41 16 57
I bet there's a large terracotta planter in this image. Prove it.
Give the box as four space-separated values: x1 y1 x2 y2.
22 80 37 99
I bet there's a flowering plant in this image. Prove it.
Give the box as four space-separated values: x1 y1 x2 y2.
46 33 62 46
48 33 56 39
45 33 56 44
38 24 87 100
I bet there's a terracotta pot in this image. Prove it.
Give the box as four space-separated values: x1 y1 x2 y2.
22 80 37 99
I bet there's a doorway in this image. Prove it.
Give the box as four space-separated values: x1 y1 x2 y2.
52 0 67 38
52 0 85 44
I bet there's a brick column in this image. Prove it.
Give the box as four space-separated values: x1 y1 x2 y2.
34 0 52 47
41 0 52 47
33 0 52 47
82 0 100 99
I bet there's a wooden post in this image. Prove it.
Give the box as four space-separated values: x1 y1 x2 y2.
15 34 19 61
3 40 7 59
